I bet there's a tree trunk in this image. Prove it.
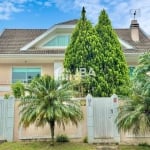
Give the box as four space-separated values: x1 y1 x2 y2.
49 120 55 146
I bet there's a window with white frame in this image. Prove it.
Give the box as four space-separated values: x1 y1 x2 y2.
43 35 70 47
12 67 41 83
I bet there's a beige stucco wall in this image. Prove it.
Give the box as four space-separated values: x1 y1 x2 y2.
0 64 12 96
13 101 87 141
0 63 54 96
0 64 11 85
120 131 150 145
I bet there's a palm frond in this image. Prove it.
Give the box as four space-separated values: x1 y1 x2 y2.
19 75 83 130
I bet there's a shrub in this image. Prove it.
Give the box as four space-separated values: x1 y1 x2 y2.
11 81 24 98
138 143 150 147
56 134 69 143
83 136 88 143
4 93 10 99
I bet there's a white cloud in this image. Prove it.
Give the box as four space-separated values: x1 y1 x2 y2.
1 0 150 34
44 1 52 7
0 1 23 20
74 0 104 23
130 0 150 34
0 0 52 20
54 0 76 12
53 0 150 33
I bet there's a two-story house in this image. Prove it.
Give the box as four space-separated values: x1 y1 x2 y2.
0 19 149 96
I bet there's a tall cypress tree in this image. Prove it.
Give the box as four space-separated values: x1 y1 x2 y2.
64 7 103 96
95 9 130 96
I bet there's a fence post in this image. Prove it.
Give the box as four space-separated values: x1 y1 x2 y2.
111 94 120 143
86 94 94 143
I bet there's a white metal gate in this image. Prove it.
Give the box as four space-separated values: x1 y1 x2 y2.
86 94 120 143
0 97 15 141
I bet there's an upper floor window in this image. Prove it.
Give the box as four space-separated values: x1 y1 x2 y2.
12 67 41 83
43 35 70 47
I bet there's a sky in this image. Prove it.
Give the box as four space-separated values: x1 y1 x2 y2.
1 0 150 34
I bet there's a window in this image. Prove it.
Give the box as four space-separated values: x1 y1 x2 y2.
12 68 41 83
44 35 70 46
129 66 135 77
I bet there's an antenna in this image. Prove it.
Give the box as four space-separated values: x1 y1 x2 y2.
130 9 141 20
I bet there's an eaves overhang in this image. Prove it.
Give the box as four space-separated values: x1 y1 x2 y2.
124 52 144 64
0 53 64 57
0 54 64 63
118 38 134 49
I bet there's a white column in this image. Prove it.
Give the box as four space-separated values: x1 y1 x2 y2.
54 62 63 80
111 94 120 143
86 94 94 143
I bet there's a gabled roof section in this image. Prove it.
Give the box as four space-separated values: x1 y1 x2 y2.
20 19 77 51
115 28 150 53
115 28 150 43
55 19 78 25
0 29 46 53
0 19 150 55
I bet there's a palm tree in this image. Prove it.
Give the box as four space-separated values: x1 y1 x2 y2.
19 75 83 145
116 52 150 135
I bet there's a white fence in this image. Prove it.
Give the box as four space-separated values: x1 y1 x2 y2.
0 97 15 141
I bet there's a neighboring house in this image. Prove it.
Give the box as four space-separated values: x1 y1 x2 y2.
0 19 149 96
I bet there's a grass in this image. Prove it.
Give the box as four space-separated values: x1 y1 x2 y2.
0 142 95 150
0 142 150 150
120 145 150 150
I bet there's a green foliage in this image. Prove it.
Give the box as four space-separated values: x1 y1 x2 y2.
132 52 150 97
4 93 10 99
11 81 25 98
95 9 130 96
0 142 96 150
19 75 83 145
83 136 88 143
64 8 130 97
116 52 150 135
1 142 150 150
138 143 150 147
56 134 69 142
64 7 103 96
120 145 150 150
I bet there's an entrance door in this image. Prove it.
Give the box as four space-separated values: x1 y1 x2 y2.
93 98 113 138
86 94 120 143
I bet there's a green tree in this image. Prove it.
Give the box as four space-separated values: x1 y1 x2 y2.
11 81 25 98
95 9 130 96
64 7 103 96
19 75 83 145
116 52 150 135
132 52 150 96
